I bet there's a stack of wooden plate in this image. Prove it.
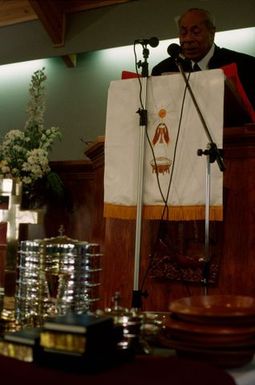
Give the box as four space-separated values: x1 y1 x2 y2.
159 295 255 368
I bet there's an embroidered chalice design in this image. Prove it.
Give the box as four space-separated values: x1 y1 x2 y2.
150 108 172 174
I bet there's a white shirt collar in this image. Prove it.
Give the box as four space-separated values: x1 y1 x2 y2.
192 44 215 70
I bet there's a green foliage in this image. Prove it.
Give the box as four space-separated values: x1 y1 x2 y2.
0 68 65 207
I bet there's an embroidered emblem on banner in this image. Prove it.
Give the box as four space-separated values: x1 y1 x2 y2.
151 108 171 175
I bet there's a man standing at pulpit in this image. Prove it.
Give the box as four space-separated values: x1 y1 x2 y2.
152 8 255 111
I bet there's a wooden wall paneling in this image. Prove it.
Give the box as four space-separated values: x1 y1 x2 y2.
47 159 95 241
102 218 136 309
84 137 106 246
217 125 255 295
84 138 108 308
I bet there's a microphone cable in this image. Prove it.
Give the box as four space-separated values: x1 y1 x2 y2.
140 72 192 297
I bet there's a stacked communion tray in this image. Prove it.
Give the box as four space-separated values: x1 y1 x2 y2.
160 294 255 368
15 235 102 327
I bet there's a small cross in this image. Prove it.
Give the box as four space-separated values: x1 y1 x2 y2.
0 178 41 240
0 178 42 270
0 178 44 322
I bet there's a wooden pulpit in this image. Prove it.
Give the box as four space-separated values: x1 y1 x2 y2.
46 72 255 312
98 124 255 311
45 124 255 313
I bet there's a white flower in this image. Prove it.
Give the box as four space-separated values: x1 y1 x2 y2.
22 176 32 185
0 160 10 174
0 68 62 195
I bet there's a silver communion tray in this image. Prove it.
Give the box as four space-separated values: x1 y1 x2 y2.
15 235 102 327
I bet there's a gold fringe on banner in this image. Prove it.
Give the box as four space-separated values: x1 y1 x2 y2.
104 203 223 221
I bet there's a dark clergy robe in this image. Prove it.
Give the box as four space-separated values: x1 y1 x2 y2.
151 45 255 110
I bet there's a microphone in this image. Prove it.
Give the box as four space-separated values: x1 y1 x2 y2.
167 43 182 61
167 43 225 173
135 37 159 48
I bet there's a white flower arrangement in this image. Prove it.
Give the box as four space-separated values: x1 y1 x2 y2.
0 68 64 207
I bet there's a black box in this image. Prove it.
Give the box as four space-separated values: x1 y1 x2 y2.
1 327 42 362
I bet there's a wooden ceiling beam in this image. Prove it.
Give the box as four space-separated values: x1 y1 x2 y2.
0 0 37 27
28 0 66 47
3 0 135 67
27 0 133 47
63 0 135 13
62 53 77 68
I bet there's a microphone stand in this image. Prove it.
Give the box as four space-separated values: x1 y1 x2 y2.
137 46 149 77
174 58 225 294
131 44 151 310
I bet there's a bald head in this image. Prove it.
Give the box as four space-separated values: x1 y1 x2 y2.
178 8 216 61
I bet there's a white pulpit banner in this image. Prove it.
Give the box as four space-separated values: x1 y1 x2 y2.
104 69 224 221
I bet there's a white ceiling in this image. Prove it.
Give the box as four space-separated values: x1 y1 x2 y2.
0 0 254 66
